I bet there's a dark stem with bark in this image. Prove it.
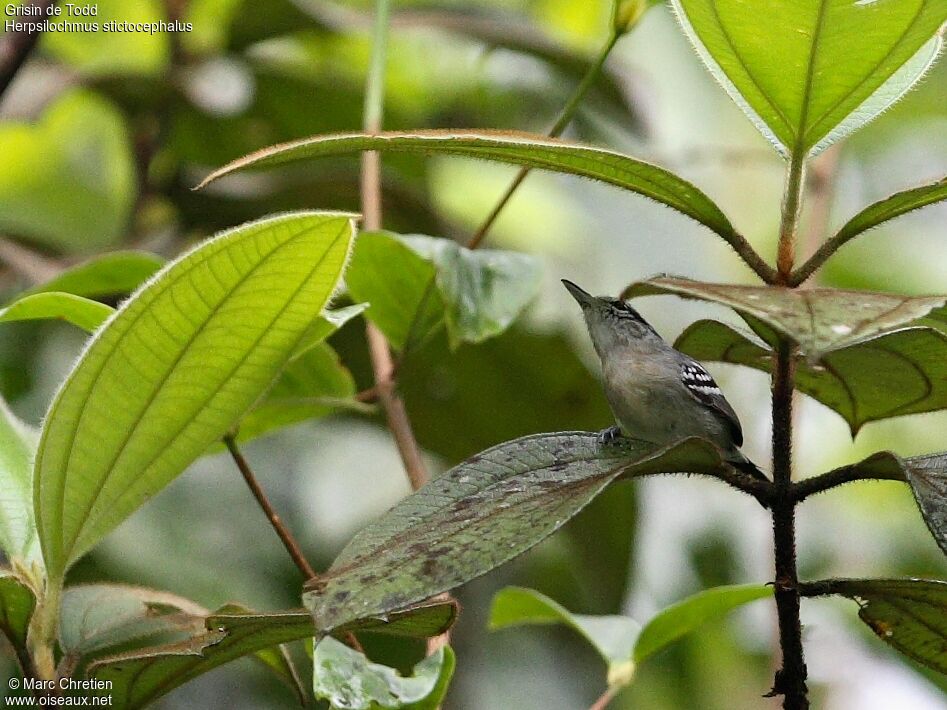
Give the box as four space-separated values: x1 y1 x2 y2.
223 435 317 580
768 339 808 709
0 0 56 99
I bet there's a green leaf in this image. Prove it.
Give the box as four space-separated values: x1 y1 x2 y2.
808 578 947 675
197 131 740 242
0 90 135 251
59 584 206 662
42 0 170 77
831 176 947 250
303 434 732 633
403 235 541 348
0 292 114 333
489 586 640 687
672 0 947 156
22 251 165 300
632 583 771 664
235 343 359 443
34 212 357 582
313 637 455 710
489 583 769 689
676 320 947 433
88 607 320 709
346 231 442 351
0 400 39 562
212 599 459 644
333 599 459 640
348 232 541 350
818 451 947 557
293 303 369 358
623 276 947 357
0 571 35 672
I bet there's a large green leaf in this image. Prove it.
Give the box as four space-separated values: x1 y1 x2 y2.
0 91 135 252
34 212 356 582
489 586 640 687
346 231 442 351
0 293 114 333
632 583 771 664
0 400 39 562
22 251 165 300
347 231 541 350
489 583 770 690
676 320 947 433
303 434 733 633
313 638 455 710
404 235 541 348
672 0 947 156
88 607 321 709
0 571 35 673
197 131 740 242
235 343 360 442
623 277 947 357
805 578 947 674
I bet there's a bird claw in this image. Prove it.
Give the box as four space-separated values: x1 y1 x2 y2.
597 426 623 445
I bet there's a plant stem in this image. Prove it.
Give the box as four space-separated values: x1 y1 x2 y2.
787 145 840 287
776 156 806 284
588 685 620 710
0 0 55 99
25 578 61 681
223 436 317 580
467 30 621 249
360 0 431 492
769 339 808 709
791 462 905 502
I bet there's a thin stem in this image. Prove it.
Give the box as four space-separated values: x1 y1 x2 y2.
359 0 430 490
0 0 56 99
769 339 808 709
776 156 806 283
787 146 840 287
223 436 317 580
588 685 620 710
366 325 430 490
791 463 905 503
467 30 621 249
691 466 773 508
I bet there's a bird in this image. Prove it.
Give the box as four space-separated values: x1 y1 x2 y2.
562 279 767 480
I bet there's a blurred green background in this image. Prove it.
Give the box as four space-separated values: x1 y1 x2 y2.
1 0 945 707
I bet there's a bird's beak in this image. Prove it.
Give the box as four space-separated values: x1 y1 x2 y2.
561 279 594 307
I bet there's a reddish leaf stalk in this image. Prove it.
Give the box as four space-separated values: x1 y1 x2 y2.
224 436 317 581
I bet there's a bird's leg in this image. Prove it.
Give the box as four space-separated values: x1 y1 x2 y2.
597 425 623 445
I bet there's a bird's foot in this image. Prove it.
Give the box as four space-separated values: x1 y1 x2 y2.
597 426 623 446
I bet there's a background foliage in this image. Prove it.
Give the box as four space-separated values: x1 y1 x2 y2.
1 0 946 708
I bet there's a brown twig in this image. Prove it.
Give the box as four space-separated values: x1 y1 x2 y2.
0 0 56 100
223 436 317 580
0 236 62 284
790 463 905 503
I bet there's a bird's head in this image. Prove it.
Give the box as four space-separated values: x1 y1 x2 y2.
562 279 661 357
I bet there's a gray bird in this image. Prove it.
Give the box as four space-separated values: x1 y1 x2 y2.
563 279 766 480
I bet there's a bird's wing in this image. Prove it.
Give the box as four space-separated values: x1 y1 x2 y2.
679 360 743 447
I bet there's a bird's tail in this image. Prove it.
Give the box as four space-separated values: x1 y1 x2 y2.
728 452 769 481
